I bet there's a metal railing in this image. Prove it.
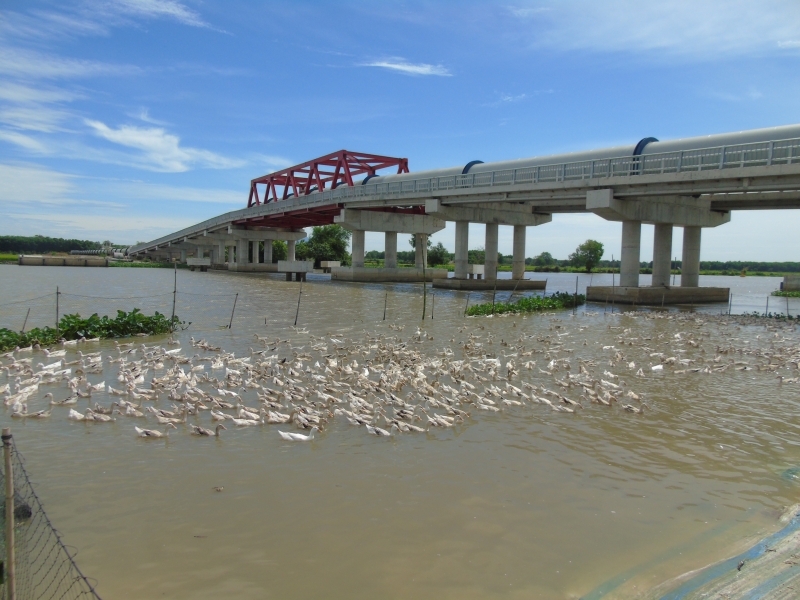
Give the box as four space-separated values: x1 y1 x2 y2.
128 136 800 254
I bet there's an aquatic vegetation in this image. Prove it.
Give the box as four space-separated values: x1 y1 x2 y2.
0 309 185 352
466 291 585 316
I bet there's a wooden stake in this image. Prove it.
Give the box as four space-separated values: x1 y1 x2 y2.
294 282 302 327
383 292 387 321
55 286 59 333
3 427 16 600
464 292 471 316
170 263 177 326
229 293 238 329
21 308 30 334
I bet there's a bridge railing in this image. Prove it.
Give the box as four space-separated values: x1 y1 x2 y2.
128 136 800 254
312 137 800 202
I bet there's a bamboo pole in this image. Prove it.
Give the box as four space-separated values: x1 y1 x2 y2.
229 293 238 329
171 263 177 325
431 294 435 320
3 427 16 600
421 265 427 321
464 292 471 317
383 292 387 321
55 286 59 333
294 283 302 327
491 277 498 315
20 308 30 334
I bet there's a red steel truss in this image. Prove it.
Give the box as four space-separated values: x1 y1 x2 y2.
247 150 409 208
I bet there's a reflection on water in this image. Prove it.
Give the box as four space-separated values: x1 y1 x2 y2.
0 265 799 599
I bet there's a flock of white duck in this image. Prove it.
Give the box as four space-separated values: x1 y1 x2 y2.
1 311 798 442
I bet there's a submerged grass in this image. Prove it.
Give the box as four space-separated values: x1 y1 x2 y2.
0 309 186 352
466 291 585 316
772 290 800 297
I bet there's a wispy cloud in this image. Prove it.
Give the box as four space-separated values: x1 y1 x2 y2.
360 59 451 76
0 47 139 80
84 119 245 172
111 0 211 28
0 131 50 153
508 0 800 60
778 40 800 48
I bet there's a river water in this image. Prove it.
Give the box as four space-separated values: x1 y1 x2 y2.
1 265 799 599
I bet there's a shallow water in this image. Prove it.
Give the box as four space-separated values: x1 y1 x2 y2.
1 265 799 599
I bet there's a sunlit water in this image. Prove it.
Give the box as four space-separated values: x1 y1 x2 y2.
1 265 799 599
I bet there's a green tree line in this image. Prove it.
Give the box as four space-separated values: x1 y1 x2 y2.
0 235 105 254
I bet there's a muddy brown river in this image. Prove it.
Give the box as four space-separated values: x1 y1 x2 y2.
1 265 798 599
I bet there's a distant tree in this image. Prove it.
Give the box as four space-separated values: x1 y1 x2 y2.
569 240 604 273
408 234 433 250
295 224 351 267
468 247 485 265
532 251 557 266
427 242 450 266
365 250 385 260
271 240 287 262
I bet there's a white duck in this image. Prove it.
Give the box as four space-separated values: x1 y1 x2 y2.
278 427 317 441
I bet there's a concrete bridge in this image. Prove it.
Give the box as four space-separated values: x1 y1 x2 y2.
128 124 800 303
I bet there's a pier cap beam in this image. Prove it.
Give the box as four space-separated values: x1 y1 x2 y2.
587 189 730 227
425 199 552 227
334 209 445 234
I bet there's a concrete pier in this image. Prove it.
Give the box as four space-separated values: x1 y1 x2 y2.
278 260 312 281
512 225 526 280
351 230 365 268
681 226 701 287
586 286 729 305
454 221 469 280
331 267 447 282
385 232 397 269
484 223 499 281
651 224 673 287
433 278 546 291
415 234 428 269
620 220 641 288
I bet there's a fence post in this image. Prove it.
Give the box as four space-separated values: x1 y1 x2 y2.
229 293 238 329
3 427 16 600
293 283 302 327
171 263 177 324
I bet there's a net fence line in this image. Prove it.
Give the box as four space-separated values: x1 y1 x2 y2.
0 288 797 334
0 432 102 600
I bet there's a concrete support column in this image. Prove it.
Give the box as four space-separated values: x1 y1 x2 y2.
681 226 701 288
253 241 261 264
287 240 296 262
512 225 526 280
415 234 428 269
351 230 364 268
217 242 226 263
454 221 469 279
180 249 187 263
620 220 642 288
236 239 249 264
484 223 499 281
263 240 273 264
385 231 397 269
652 224 673 287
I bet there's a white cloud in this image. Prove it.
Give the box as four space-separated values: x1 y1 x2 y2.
510 0 800 60
110 0 210 28
0 131 50 153
0 82 82 104
0 47 138 79
84 119 245 172
0 106 71 132
361 59 451 76
778 40 800 48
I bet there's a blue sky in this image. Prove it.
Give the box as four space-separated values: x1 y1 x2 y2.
2 0 800 261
